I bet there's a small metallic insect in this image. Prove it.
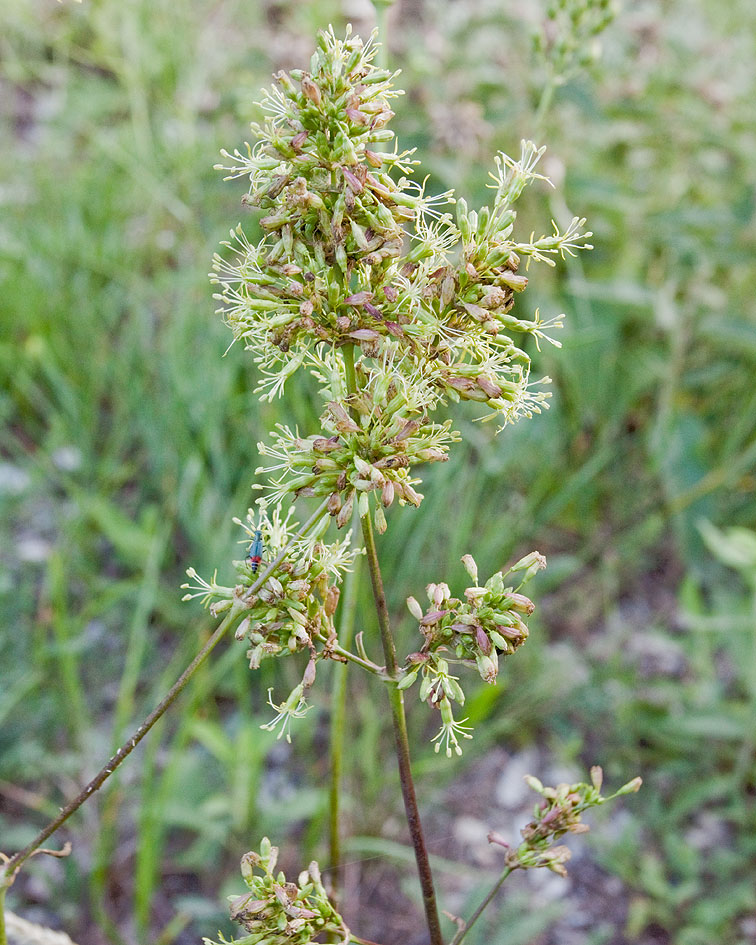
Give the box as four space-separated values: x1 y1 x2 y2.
247 528 264 573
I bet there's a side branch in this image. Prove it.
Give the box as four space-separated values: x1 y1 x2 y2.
450 866 514 945
1 498 330 885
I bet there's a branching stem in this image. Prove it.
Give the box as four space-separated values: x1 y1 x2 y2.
329 639 381 676
0 886 6 945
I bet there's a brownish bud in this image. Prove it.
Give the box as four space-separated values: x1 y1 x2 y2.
325 585 340 617
348 328 380 341
416 448 448 462
462 302 489 322
302 657 317 689
300 76 321 106
406 651 429 665
327 401 360 432
399 483 423 506
344 291 373 306
313 435 341 453
343 167 364 193
365 149 383 167
291 130 309 150
336 490 355 528
420 610 449 626
509 592 535 615
370 109 394 129
393 419 421 442
498 272 528 291
266 175 289 199
477 375 503 398
475 625 492 655
446 376 477 393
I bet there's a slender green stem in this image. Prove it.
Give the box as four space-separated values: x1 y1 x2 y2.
343 342 358 402
329 640 381 675
0 499 330 887
2 607 244 885
341 343 442 945
0 886 6 945
360 510 399 677
449 866 514 945
533 75 557 140
329 524 362 888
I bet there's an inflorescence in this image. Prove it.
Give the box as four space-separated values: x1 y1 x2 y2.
186 25 591 749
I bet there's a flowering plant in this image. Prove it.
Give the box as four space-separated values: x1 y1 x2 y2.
0 20 638 945
190 25 636 945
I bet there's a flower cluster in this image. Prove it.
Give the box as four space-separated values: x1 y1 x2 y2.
257 353 459 532
212 25 418 357
210 25 591 536
234 507 359 669
489 767 643 877
399 551 546 755
534 0 618 83
191 24 590 735
182 505 360 734
203 838 350 945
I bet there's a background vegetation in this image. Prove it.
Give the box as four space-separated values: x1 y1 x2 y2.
1 1 755 943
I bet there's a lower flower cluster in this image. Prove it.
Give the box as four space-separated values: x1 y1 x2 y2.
398 551 547 756
404 550 546 686
489 767 643 877
203 838 350 945
182 504 361 740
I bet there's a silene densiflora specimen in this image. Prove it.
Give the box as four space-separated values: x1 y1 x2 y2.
180 25 641 945
0 20 642 945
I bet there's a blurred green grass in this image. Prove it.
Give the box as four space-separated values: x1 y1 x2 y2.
1 1 755 943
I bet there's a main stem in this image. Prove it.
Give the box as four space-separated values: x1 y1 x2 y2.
1 499 330 890
342 344 443 945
